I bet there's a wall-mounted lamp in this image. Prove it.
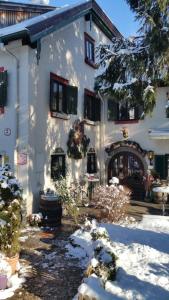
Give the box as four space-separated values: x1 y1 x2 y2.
147 150 154 165
121 127 128 139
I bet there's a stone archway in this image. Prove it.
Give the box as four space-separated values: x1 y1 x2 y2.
105 141 148 200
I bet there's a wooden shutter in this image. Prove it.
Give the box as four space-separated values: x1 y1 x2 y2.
155 155 166 179
84 93 90 119
165 154 169 178
0 71 7 107
107 99 118 121
62 85 67 114
50 79 55 111
94 97 101 121
66 85 78 115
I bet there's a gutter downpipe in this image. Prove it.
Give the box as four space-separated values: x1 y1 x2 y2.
98 91 106 185
0 44 20 178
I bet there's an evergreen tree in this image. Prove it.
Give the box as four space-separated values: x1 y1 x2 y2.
96 0 169 115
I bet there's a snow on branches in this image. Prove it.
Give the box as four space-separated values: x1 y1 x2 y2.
96 1 169 115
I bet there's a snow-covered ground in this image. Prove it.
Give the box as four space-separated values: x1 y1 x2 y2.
67 216 169 300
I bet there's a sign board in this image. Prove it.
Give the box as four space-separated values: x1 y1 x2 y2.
17 153 27 165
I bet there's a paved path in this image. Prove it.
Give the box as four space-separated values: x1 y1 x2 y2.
9 219 83 300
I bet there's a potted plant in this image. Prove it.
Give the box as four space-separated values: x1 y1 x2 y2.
0 165 22 273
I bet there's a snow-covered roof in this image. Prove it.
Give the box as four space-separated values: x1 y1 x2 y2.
0 0 122 45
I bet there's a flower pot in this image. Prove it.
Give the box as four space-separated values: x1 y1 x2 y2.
0 274 7 290
6 254 19 274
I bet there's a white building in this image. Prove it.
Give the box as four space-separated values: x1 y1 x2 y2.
0 0 168 212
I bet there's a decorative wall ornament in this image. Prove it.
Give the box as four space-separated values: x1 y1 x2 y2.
121 127 128 139
67 119 90 159
105 140 147 157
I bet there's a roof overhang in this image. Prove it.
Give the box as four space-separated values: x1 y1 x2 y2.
0 0 122 47
148 129 169 140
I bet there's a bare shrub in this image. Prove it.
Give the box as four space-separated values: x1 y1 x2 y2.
92 185 131 222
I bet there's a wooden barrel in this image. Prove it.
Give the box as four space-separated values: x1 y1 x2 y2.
152 185 168 204
40 194 62 226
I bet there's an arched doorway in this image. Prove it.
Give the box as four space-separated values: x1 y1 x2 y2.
107 146 147 200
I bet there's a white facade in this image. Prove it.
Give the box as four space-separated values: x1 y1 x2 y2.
0 16 110 213
0 4 168 212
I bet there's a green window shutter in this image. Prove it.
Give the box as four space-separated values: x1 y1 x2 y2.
135 104 144 120
50 79 55 111
62 85 67 114
66 85 78 115
155 155 166 179
94 97 101 121
0 71 8 107
107 99 118 121
84 93 90 119
165 154 169 178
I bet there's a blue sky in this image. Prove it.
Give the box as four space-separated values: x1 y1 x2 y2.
50 0 140 37
9 0 140 37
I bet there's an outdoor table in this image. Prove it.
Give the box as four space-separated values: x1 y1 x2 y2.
152 186 169 215
87 177 99 200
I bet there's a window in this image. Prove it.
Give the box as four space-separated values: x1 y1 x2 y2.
51 148 66 180
108 99 144 122
87 149 97 174
155 154 169 180
0 69 8 107
84 89 101 122
84 32 96 68
50 73 78 116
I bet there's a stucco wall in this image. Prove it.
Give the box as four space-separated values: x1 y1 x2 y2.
103 87 169 177
0 41 30 209
27 17 110 212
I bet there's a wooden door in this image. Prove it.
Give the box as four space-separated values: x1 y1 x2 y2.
108 151 145 200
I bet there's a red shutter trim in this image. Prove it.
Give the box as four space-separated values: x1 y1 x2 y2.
50 72 69 85
84 32 95 43
84 88 97 97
